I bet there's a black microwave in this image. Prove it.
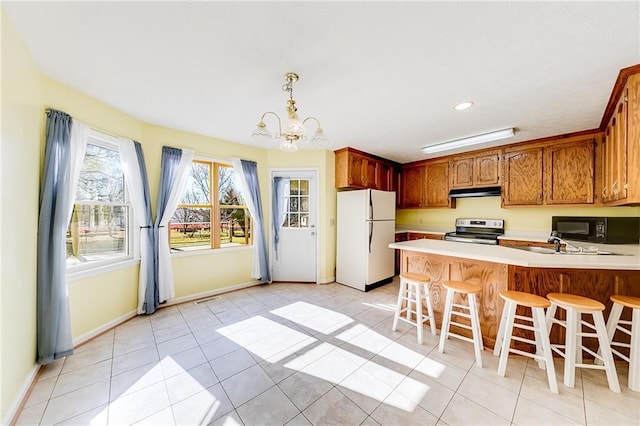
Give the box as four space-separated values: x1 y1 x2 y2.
551 216 640 244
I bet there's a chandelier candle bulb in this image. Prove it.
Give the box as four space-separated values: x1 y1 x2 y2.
252 72 328 152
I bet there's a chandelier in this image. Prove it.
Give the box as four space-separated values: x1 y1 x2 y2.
251 72 328 152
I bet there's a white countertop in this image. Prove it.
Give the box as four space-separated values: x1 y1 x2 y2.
389 238 640 270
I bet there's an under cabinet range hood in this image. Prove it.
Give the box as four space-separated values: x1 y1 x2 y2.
448 186 502 198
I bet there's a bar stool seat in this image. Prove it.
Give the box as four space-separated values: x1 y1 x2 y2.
494 291 557 393
392 273 436 344
438 280 484 367
546 292 620 393
603 294 640 392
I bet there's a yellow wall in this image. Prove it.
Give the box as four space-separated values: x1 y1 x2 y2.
0 8 42 421
397 197 640 231
0 14 336 420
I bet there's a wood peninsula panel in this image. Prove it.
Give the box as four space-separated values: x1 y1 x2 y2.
398 249 640 354
508 266 640 355
400 250 507 348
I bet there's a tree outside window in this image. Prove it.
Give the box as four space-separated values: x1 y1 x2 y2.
170 161 251 251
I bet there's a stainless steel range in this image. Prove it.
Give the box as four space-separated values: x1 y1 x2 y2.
444 218 504 245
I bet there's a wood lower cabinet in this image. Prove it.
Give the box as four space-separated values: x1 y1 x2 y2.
334 147 399 191
544 138 595 204
398 249 640 352
503 147 544 206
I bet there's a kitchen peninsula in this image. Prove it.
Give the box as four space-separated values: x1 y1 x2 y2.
389 238 640 350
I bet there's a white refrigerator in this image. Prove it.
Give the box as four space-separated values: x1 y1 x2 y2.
336 189 396 291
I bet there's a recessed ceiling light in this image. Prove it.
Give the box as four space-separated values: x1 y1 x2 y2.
454 101 473 111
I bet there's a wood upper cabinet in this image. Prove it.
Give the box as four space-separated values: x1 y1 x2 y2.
544 138 595 204
503 136 597 207
399 164 425 207
451 151 500 189
399 160 452 208
599 71 640 205
502 147 544 206
425 160 451 207
334 147 398 191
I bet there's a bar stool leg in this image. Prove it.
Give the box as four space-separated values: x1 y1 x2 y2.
630 307 640 392
415 283 424 345
423 283 437 336
392 279 406 332
533 307 558 394
438 289 454 353
593 311 621 393
564 307 578 388
468 293 483 368
494 300 509 357
497 300 516 376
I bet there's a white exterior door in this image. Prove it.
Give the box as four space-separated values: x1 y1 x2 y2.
271 170 318 282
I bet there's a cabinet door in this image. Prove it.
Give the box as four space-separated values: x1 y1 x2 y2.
612 87 628 201
425 161 451 207
474 153 500 186
544 139 595 204
503 148 544 206
377 162 394 192
451 157 474 188
364 158 378 189
400 165 425 207
347 153 366 188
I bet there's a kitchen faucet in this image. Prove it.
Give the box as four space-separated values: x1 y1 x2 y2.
547 231 582 253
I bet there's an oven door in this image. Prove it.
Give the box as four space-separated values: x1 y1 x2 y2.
551 216 603 243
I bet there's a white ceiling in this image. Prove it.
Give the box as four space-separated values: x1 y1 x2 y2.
4 1 639 163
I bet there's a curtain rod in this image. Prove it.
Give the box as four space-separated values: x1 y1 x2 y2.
45 108 133 141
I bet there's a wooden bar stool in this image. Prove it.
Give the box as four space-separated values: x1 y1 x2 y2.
546 293 620 393
438 280 483 367
392 273 437 344
603 295 640 392
493 291 557 393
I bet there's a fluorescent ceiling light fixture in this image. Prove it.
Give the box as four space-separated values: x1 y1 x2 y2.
453 101 473 111
420 128 515 154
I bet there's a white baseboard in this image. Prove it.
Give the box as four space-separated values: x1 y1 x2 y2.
3 364 40 426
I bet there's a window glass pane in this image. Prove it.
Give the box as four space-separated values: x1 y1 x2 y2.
300 214 309 228
182 163 210 205
290 197 299 213
67 204 128 265
290 180 299 196
289 213 299 228
170 207 211 250
301 196 309 212
299 180 309 195
220 207 250 246
76 144 124 203
218 166 246 206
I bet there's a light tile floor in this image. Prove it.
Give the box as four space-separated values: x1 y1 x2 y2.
15 279 639 426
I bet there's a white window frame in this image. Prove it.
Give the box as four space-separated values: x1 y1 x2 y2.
66 130 138 278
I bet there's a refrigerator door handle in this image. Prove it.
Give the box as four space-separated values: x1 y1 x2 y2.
369 190 373 221
368 220 373 253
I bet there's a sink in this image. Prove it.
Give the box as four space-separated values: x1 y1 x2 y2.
511 246 626 255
